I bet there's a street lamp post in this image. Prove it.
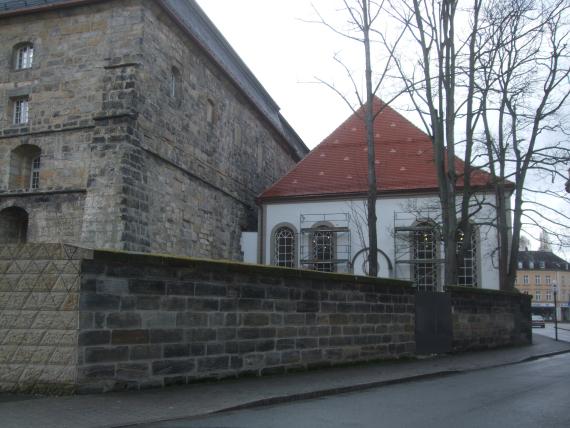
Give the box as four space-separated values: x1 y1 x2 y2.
552 282 558 341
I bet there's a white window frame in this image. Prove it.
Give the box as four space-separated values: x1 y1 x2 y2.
272 225 296 268
15 44 34 70
13 97 29 125
545 275 551 285
535 290 541 301
535 274 540 285
523 275 529 284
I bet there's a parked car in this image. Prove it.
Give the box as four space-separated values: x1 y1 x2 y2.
532 315 545 328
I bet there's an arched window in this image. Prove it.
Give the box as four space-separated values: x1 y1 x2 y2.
9 144 41 190
413 221 438 291
170 66 181 99
206 99 215 124
14 43 34 70
311 224 335 272
0 207 29 243
457 226 478 287
273 226 296 268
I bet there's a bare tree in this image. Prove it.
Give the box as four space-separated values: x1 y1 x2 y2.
478 0 570 289
310 0 409 276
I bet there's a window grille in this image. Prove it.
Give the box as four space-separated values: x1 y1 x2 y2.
15 44 33 70
311 226 335 272
457 228 478 287
273 226 295 268
413 223 438 291
30 156 40 189
13 97 29 124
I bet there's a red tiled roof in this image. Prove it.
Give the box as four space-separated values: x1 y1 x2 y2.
259 97 497 201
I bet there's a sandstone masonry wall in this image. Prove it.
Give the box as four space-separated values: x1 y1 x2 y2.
1 0 303 260
77 249 416 392
448 286 532 351
0 244 91 394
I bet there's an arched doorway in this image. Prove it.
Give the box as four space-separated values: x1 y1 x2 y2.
0 207 29 243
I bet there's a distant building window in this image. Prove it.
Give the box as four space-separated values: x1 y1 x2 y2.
272 225 296 268
546 291 552 301
517 261 523 269
14 43 33 70
545 275 551 285
529 261 534 269
535 290 541 301
523 275 529 284
13 97 29 124
539 261 545 269
535 274 540 285
562 275 566 285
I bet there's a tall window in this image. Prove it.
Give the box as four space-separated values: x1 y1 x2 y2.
535 275 541 285
13 97 29 125
413 221 438 291
273 226 296 268
311 225 335 272
457 227 478 287
170 66 181 99
523 275 529 284
9 145 41 190
546 291 552 301
535 290 541 301
14 43 34 70
545 275 551 285
30 156 40 189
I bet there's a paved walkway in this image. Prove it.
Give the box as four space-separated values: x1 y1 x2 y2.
1 334 569 428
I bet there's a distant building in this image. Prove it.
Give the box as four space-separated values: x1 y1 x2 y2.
254 98 508 290
0 0 307 260
516 250 570 321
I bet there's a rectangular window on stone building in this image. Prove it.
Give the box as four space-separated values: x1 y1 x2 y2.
12 97 29 125
523 275 529 284
535 274 540 285
535 290 541 301
545 275 551 285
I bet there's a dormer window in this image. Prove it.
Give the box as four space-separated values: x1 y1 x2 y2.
14 43 34 70
539 261 545 269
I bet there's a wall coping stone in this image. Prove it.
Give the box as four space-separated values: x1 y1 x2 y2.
446 285 530 300
87 248 414 288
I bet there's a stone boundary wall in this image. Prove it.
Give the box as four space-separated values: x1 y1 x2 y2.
448 286 532 352
0 244 91 394
78 250 415 392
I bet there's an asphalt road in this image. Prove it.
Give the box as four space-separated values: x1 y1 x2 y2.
533 323 570 342
141 353 570 428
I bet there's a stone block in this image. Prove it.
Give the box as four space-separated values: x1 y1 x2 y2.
85 346 129 363
176 312 208 327
111 329 149 345
152 359 195 376
195 283 227 297
164 344 190 358
197 356 229 372
107 312 142 328
149 329 183 343
129 280 165 295
80 293 120 311
141 312 176 328
116 363 149 380
79 330 110 346
130 345 162 360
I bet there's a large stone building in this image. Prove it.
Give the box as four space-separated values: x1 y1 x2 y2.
0 0 307 260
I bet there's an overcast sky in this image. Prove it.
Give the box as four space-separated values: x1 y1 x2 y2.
197 0 569 258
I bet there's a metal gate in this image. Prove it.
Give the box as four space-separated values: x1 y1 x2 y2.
415 291 452 354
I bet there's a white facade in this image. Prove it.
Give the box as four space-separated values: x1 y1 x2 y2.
260 193 501 290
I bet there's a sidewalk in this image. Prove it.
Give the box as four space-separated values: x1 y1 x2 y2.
1 334 569 428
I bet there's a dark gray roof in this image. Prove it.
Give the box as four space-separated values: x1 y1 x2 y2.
518 251 569 271
0 0 309 160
